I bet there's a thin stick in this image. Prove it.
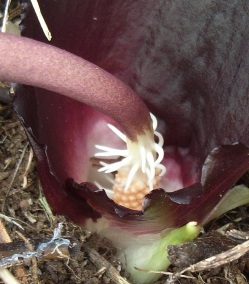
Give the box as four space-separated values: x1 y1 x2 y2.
0 219 11 243
84 246 130 284
2 142 29 211
16 231 39 284
21 147 33 188
30 0 52 41
0 221 26 284
135 267 194 279
1 0 11 33
181 239 249 274
0 267 20 284
0 214 23 230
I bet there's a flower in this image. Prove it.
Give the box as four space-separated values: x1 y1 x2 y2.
1 1 249 283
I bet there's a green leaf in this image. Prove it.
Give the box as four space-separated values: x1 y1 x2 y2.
120 222 201 284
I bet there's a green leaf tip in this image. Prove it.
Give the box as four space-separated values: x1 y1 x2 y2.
203 184 249 225
120 222 201 284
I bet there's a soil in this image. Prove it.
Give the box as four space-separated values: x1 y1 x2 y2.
0 93 249 284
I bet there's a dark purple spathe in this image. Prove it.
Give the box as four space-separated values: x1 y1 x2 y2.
2 0 249 234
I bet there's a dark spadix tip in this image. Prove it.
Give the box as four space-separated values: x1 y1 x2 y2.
0 32 151 141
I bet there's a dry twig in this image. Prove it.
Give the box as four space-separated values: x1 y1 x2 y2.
181 239 249 274
0 267 20 284
2 142 29 211
84 246 130 284
16 231 39 284
0 219 27 283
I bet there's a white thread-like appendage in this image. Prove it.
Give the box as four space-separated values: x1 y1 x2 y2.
94 113 166 210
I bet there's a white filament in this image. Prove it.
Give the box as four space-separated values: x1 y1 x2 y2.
94 113 166 191
30 0 52 41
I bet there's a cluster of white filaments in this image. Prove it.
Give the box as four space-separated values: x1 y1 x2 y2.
94 113 166 210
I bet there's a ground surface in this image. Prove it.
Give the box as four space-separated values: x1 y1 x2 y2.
0 100 249 284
